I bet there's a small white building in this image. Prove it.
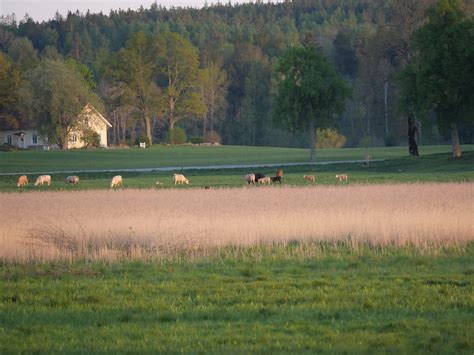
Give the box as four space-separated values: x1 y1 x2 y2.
0 104 112 149
0 129 46 149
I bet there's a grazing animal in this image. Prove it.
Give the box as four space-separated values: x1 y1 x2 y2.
254 173 265 182
204 186 211 189
336 174 348 182
17 175 28 187
245 173 256 184
65 175 80 185
173 173 189 185
270 176 281 183
110 175 123 188
258 176 271 184
35 175 51 186
303 175 316 183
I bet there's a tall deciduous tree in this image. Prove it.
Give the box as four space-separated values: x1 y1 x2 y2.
390 0 436 156
198 61 227 135
18 59 100 149
402 0 474 158
274 45 350 161
0 52 21 129
114 31 159 146
154 32 206 132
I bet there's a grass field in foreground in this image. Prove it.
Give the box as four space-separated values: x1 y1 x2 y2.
1 144 473 174
0 150 472 192
0 245 472 353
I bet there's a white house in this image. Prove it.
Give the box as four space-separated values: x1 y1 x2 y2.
0 104 112 149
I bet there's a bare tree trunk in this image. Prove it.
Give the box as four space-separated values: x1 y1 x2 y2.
408 114 419 156
451 123 462 159
210 91 215 132
203 114 207 136
384 81 389 135
169 98 176 133
309 120 316 162
143 113 152 146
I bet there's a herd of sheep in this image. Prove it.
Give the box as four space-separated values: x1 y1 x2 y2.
15 170 349 188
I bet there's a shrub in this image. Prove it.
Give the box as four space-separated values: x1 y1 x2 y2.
316 128 346 149
358 135 371 149
205 130 222 144
189 136 205 144
384 134 398 147
166 127 187 145
81 128 101 148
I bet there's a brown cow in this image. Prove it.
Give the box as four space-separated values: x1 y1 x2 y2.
17 175 28 187
336 174 348 182
303 175 316 183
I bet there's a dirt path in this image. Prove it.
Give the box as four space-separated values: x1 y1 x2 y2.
0 159 382 176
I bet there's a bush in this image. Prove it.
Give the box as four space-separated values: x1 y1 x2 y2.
166 127 188 145
81 128 101 148
384 134 398 147
205 130 222 144
189 136 205 144
358 135 371 149
316 128 346 149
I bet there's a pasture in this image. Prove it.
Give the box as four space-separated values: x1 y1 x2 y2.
1 144 473 174
0 147 473 192
1 145 473 352
0 246 473 353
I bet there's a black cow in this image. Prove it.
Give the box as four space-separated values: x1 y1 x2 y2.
254 173 265 182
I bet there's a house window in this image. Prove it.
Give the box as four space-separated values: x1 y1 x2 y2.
7 135 12 145
33 134 38 144
71 134 78 143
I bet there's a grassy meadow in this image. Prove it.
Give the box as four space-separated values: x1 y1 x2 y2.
0 146 473 192
1 144 473 174
1 246 473 353
1 145 473 352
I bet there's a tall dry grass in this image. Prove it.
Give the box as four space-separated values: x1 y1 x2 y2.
1 183 473 263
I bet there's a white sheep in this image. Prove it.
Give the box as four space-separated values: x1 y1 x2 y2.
110 175 123 188
65 175 80 185
258 176 271 184
35 175 51 186
245 173 256 184
173 173 189 185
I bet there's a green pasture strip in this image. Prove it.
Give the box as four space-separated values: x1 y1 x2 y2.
0 151 472 192
1 244 473 353
0 144 472 174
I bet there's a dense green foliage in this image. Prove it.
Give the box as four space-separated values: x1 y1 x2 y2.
274 45 350 160
400 0 474 158
1 245 473 352
17 59 100 148
1 1 473 150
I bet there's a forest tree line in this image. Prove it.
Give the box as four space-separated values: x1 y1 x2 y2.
0 0 473 150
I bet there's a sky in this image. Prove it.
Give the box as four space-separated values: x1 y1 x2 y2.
0 0 255 23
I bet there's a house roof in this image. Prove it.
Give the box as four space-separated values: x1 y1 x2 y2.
0 103 112 131
81 103 113 128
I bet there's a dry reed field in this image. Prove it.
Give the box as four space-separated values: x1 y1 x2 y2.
1 183 473 263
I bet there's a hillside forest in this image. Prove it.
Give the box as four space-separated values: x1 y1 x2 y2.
0 0 473 153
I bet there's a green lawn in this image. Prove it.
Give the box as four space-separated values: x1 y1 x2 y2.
1 144 473 173
1 244 472 353
0 148 472 192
